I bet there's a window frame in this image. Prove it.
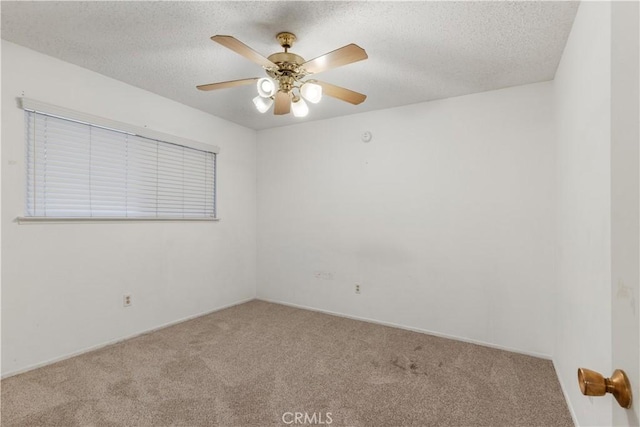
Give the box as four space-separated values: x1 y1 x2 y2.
18 98 220 223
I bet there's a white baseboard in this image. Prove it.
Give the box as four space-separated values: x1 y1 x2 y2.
553 359 579 427
257 297 553 360
1 297 254 379
3 296 554 380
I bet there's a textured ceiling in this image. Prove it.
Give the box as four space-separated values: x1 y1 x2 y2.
1 1 578 130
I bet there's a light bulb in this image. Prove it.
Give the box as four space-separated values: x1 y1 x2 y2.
257 78 276 98
301 82 322 104
291 97 309 118
253 95 273 113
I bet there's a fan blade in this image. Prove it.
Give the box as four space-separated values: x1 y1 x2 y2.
211 35 276 69
315 81 367 105
274 91 291 115
197 78 259 91
302 44 368 74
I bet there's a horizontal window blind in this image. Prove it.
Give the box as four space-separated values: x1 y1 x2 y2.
25 111 216 219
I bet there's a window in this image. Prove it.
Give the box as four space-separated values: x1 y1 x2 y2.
23 100 218 220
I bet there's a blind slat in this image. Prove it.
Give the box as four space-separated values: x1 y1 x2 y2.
26 111 217 218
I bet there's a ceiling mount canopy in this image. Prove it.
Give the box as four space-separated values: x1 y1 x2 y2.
276 31 296 51
197 32 368 117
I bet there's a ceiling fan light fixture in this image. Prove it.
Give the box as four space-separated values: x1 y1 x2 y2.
257 78 276 98
291 97 309 118
198 33 368 117
301 82 323 104
253 95 273 113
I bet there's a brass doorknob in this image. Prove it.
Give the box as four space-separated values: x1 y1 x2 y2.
578 368 633 409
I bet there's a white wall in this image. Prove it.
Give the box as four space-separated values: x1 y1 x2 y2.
257 81 557 357
1 41 257 376
553 2 613 426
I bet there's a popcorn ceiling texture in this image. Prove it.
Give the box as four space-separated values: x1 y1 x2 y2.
0 1 578 130
1 300 573 426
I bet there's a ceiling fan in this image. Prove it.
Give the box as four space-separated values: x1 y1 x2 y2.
197 32 368 117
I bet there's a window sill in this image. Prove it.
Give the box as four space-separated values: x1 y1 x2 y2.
16 217 220 224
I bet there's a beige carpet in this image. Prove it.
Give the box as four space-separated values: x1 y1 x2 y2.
1 300 573 426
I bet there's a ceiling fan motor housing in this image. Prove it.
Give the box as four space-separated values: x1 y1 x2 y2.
266 51 306 93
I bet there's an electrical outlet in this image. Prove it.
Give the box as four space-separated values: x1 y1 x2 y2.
123 294 132 307
355 284 361 294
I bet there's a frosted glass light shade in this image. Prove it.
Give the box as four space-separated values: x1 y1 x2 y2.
301 82 322 104
253 95 273 113
291 97 309 117
257 78 276 98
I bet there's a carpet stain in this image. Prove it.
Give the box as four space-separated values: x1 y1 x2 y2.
391 357 406 371
391 356 422 374
392 357 433 377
